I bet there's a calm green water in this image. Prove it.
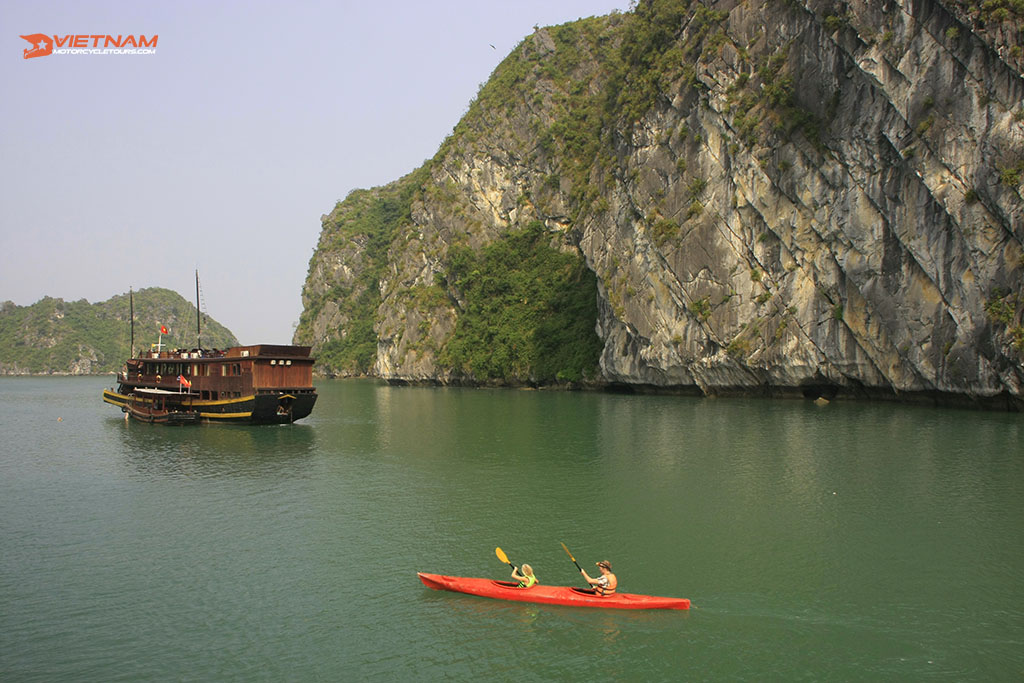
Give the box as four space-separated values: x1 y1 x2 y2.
1 377 1022 681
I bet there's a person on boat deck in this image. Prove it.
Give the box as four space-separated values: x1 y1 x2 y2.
511 563 538 588
580 560 617 596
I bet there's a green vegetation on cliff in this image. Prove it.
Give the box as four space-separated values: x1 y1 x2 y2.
298 168 428 375
440 221 602 383
0 289 237 375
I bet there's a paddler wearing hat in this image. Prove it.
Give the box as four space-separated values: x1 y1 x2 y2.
579 560 617 596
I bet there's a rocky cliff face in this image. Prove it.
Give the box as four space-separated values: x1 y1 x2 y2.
298 0 1024 408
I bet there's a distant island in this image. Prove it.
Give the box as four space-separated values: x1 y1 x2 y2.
0 288 238 375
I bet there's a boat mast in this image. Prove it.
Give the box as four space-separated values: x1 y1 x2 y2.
195 270 201 349
129 287 135 358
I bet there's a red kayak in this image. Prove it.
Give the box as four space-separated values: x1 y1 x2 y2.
417 572 690 610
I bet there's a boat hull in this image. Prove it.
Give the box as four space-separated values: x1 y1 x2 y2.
103 388 317 425
125 401 201 425
417 572 690 610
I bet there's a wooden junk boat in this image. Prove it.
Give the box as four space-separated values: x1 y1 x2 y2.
103 344 317 425
102 276 317 425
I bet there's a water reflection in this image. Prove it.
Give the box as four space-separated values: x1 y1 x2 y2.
109 418 317 479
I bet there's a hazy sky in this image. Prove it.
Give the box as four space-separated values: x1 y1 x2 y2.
1 0 627 345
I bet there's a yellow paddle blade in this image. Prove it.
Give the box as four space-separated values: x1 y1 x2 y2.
560 542 576 562
495 547 510 565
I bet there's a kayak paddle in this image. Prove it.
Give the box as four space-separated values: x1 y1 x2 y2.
561 542 589 587
495 546 517 573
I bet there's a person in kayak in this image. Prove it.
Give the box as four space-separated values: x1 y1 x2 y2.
511 563 538 588
580 560 617 596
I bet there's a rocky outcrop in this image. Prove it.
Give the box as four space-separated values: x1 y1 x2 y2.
298 0 1024 408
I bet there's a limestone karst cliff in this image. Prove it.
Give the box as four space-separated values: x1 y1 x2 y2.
297 0 1024 408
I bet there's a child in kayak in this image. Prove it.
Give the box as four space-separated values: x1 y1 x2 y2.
511 563 538 588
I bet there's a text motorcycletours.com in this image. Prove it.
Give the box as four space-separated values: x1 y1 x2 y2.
20 34 158 59
56 48 157 55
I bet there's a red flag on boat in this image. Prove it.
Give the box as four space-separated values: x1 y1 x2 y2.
160 325 168 334
178 375 191 388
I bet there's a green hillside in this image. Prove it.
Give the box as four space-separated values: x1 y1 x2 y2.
0 288 238 375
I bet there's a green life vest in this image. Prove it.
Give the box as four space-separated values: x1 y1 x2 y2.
518 573 537 588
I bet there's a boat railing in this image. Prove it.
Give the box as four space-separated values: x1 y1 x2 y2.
144 348 228 360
